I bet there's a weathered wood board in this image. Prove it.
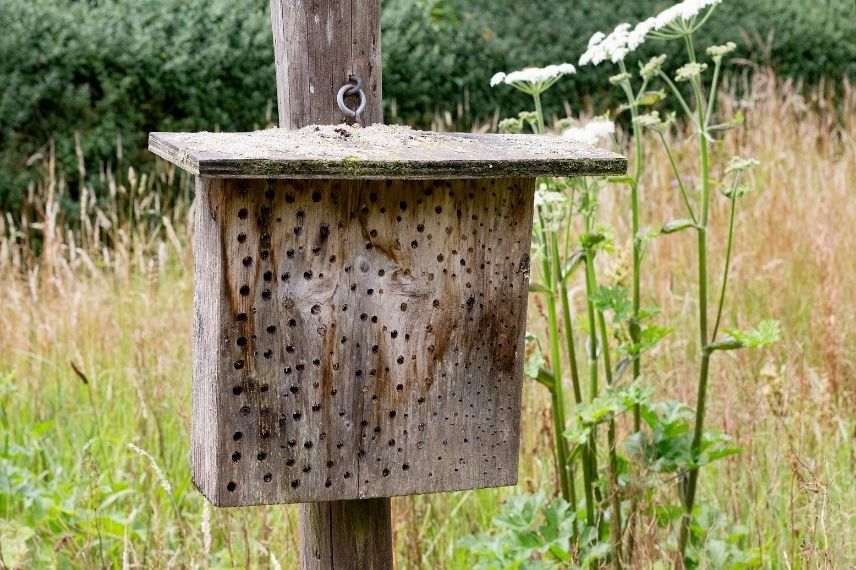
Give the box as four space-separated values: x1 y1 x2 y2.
149 124 627 180
270 0 383 129
193 175 536 506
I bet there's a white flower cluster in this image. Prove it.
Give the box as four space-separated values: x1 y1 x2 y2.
649 0 723 31
534 186 568 208
490 64 577 88
725 156 760 174
675 62 708 82
580 0 723 66
562 118 616 147
707 41 737 59
579 23 648 66
640 55 668 81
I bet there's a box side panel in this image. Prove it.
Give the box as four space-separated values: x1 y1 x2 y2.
196 177 534 506
191 177 226 504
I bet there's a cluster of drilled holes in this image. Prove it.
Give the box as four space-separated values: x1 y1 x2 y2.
220 181 529 495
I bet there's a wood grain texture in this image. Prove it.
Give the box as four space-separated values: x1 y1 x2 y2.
300 499 393 570
191 176 535 506
148 125 627 180
270 0 382 128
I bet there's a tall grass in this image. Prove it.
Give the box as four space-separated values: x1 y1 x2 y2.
0 71 854 568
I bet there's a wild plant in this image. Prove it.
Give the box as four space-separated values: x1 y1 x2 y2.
465 0 780 567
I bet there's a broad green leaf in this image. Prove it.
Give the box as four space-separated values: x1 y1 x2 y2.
523 335 547 384
591 285 632 323
725 320 781 348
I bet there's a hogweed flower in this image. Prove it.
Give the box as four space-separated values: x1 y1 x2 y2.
534 183 571 232
582 1 725 69
534 184 569 208
579 22 649 66
609 72 632 86
725 156 760 175
498 117 524 134
562 118 616 147
517 111 540 127
640 55 668 81
634 111 673 132
675 62 708 82
490 63 576 95
707 41 737 61
646 0 723 34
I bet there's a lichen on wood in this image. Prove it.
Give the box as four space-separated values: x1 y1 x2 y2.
149 124 627 180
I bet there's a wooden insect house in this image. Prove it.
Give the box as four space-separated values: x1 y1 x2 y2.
149 1 625 567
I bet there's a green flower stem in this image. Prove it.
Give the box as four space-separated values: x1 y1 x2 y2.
678 35 713 564
617 65 645 559
706 58 723 129
588 256 624 569
581 219 601 497
658 71 695 123
532 92 546 134
617 65 645 431
712 194 737 342
657 132 698 223
553 234 585 406
552 231 596 528
537 211 573 505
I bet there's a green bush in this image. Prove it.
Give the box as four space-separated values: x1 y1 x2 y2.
1 0 854 209
0 0 275 208
384 0 856 123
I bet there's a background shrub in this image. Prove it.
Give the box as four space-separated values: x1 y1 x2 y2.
1 0 854 209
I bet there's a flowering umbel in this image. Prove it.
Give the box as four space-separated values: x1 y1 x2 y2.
562 118 616 147
490 64 576 95
580 0 724 68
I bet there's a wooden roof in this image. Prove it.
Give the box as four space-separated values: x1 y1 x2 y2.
149 124 626 179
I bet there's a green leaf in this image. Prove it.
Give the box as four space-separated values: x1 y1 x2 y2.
580 232 606 251
637 89 667 106
458 493 575 569
698 431 741 467
523 334 546 380
591 285 632 323
622 324 672 356
717 320 781 351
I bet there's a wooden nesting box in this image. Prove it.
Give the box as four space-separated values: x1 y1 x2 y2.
149 125 625 507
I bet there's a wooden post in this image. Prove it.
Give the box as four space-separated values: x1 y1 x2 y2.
269 1 391 568
270 0 382 129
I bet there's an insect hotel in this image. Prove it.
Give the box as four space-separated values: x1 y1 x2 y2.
149 1 625 567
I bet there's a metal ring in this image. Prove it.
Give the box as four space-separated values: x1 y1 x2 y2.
344 76 362 96
337 79 366 120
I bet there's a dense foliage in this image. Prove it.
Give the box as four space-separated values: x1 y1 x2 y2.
1 0 854 208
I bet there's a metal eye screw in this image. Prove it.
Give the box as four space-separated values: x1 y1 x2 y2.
337 76 367 123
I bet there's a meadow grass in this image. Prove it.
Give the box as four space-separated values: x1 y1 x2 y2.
0 71 854 568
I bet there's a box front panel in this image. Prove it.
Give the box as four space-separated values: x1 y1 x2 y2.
193 177 535 506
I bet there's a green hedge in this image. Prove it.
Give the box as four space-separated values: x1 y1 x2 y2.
1 0 854 209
